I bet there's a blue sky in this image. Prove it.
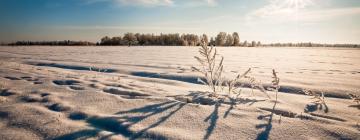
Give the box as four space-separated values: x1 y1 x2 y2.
0 0 359 44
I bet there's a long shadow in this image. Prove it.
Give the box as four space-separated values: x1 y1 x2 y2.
223 97 236 119
116 101 175 114
223 96 266 118
131 71 200 84
203 102 221 140
348 104 360 110
304 101 329 113
0 89 16 96
53 129 101 140
222 93 243 119
52 101 181 139
188 90 264 120
71 101 185 139
27 62 117 73
27 62 350 99
23 62 352 99
4 76 21 80
255 100 277 140
131 103 186 139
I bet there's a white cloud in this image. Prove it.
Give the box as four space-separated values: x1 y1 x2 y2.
297 7 360 22
55 25 199 31
249 0 314 19
117 0 174 7
204 0 217 6
82 0 217 7
246 0 360 23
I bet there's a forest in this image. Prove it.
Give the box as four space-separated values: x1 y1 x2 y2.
3 32 359 48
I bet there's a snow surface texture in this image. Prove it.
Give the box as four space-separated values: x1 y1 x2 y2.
0 46 359 140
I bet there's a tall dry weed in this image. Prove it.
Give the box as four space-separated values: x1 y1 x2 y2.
89 66 107 78
269 69 280 101
192 42 225 96
225 68 251 95
193 41 277 99
349 93 360 105
303 89 326 104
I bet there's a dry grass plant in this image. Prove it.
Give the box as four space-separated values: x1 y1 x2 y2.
193 41 276 99
303 89 326 104
348 93 360 105
269 69 280 101
192 42 225 96
89 66 107 78
225 68 251 95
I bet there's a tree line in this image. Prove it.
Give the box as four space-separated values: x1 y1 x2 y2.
264 42 359 48
99 32 258 46
7 40 96 46
2 32 359 48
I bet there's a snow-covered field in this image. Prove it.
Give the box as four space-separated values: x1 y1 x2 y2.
0 46 359 139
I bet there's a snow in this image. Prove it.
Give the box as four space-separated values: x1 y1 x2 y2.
0 46 359 139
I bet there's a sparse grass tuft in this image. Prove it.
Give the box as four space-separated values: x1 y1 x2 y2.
269 69 280 101
89 66 107 78
348 93 360 105
303 89 326 104
303 89 329 113
247 75 269 98
192 41 279 100
225 68 251 95
192 42 225 96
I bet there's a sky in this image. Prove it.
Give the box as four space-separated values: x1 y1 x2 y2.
0 0 359 44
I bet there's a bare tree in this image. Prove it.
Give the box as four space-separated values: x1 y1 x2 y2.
181 34 200 46
111 36 122 45
257 41 261 46
209 37 215 46
243 40 248 47
123 33 138 46
201 34 209 46
232 32 240 46
100 36 111 45
215 32 227 46
251 41 256 47
225 34 234 46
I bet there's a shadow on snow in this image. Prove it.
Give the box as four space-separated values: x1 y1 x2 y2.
54 101 185 140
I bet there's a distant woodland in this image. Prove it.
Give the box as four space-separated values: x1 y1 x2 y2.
6 40 96 46
3 32 359 48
